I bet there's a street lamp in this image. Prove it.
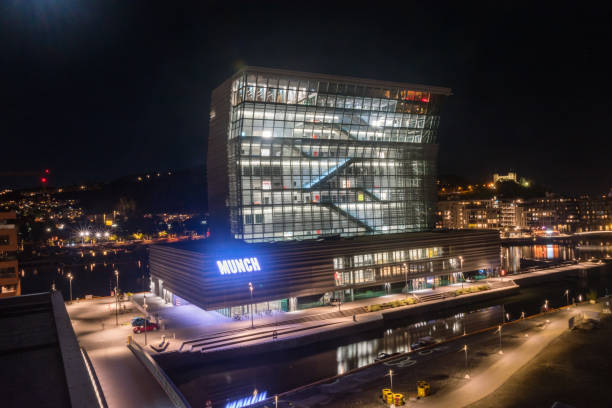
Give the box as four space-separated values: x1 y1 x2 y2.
459 256 464 289
143 301 148 346
142 273 148 345
66 273 73 302
497 325 503 355
387 369 393 392
115 270 119 326
249 282 254 329
403 263 408 298
463 344 470 379
564 289 569 306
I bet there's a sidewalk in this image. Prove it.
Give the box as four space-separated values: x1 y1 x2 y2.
130 261 599 356
129 280 496 349
67 297 173 408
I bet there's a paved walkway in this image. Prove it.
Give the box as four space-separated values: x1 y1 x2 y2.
130 280 504 353
67 297 173 408
421 309 574 407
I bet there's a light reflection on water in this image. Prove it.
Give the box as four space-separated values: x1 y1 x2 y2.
334 309 489 375
502 243 612 273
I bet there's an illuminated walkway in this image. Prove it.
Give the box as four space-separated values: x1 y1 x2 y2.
67 297 172 408
420 311 570 407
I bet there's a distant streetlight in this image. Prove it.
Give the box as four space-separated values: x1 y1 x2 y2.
115 270 119 326
463 344 470 379
564 289 570 306
249 282 254 329
66 273 73 302
497 325 503 355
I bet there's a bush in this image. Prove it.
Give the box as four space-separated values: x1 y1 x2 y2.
368 304 382 312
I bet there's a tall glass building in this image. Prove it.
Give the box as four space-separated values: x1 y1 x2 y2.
208 67 452 242
150 68 502 314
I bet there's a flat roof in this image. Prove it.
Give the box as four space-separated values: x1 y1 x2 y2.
231 66 453 96
0 292 101 408
154 229 498 255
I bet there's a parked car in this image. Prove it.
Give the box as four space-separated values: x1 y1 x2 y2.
133 322 159 333
375 352 401 361
410 336 436 350
131 317 149 327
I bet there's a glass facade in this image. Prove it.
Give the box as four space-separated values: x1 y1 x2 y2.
225 69 447 242
332 246 450 287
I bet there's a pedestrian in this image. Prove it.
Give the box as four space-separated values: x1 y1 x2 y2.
353 314 357 322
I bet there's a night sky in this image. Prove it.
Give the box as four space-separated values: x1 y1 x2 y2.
1 2 610 194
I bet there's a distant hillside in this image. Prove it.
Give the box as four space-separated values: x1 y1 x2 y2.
58 165 207 214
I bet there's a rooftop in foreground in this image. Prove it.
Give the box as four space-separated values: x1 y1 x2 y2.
0 292 102 408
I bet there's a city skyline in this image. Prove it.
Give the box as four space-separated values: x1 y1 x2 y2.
1 2 610 194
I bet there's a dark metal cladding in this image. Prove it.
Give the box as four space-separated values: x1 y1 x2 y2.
149 230 500 310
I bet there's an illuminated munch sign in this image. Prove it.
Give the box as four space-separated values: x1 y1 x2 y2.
216 257 261 275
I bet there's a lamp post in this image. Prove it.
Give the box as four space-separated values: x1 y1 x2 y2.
403 263 408 298
115 270 119 326
564 289 569 306
249 282 254 329
463 344 470 379
497 325 503 355
67 273 73 302
459 256 464 289
387 369 393 392
143 301 148 346
143 273 148 345
274 395 278 408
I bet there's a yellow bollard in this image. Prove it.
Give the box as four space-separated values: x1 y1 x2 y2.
394 393 404 406
381 388 391 400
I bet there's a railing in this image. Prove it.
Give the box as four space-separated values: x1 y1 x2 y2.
127 338 192 408
80 347 108 408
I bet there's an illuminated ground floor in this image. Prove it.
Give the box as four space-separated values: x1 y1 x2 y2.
149 230 500 318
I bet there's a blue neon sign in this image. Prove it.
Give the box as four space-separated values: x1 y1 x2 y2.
217 257 261 275
224 391 267 408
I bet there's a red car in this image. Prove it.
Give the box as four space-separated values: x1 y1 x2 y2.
133 322 159 333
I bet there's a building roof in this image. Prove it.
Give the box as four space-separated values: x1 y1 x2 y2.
0 292 103 408
232 66 453 96
155 229 498 255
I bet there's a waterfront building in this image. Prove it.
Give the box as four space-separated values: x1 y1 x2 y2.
150 67 501 314
438 195 611 234
437 199 525 233
523 195 611 232
0 211 20 297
